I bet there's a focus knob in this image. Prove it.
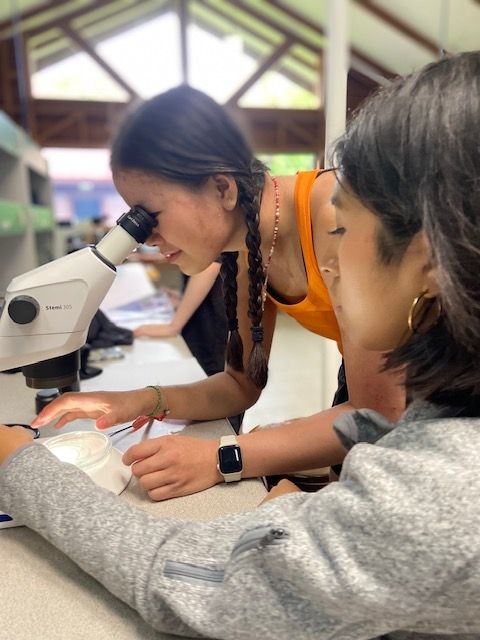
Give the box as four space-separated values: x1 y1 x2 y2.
8 295 40 325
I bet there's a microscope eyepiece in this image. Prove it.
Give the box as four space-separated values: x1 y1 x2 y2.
116 206 157 244
94 206 157 266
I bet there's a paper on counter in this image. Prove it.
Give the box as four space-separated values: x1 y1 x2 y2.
105 418 188 453
104 291 174 329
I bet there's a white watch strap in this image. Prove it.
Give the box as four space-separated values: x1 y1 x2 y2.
218 435 242 482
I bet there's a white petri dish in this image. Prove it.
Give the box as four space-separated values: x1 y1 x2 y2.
43 431 131 495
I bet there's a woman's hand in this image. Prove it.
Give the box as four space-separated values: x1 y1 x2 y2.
31 388 156 430
260 479 301 505
122 435 221 501
134 324 178 338
0 425 35 465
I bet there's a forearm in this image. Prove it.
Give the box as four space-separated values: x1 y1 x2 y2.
0 445 204 636
170 263 220 333
237 404 351 478
159 370 260 422
2 442 431 638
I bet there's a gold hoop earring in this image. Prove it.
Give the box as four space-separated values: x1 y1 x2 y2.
407 292 442 334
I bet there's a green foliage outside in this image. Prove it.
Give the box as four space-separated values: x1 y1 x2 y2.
258 153 317 176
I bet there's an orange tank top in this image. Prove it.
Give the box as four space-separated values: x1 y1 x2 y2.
267 170 342 345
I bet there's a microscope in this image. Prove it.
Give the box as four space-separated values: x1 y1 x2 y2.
0 206 156 389
0 206 157 528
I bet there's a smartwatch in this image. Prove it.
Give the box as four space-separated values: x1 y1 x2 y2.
217 435 243 482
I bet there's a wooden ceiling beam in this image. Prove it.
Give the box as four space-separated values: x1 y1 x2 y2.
227 0 321 55
30 99 126 147
236 106 325 153
226 37 295 106
266 0 392 78
192 6 316 93
60 22 139 99
0 0 74 34
353 0 440 55
30 1 173 71
39 109 80 142
24 98 324 152
198 1 318 74
25 0 123 39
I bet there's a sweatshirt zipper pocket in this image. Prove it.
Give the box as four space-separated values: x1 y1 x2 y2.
164 560 225 587
231 525 289 561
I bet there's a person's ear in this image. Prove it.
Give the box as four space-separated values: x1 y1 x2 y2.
211 174 238 211
415 231 440 297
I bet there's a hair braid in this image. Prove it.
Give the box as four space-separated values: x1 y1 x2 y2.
238 164 268 388
220 251 244 372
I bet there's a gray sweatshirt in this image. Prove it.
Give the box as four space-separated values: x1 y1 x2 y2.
1 401 480 639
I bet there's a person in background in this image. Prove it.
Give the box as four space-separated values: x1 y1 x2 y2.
2 50 480 638
134 260 227 378
31 83 405 501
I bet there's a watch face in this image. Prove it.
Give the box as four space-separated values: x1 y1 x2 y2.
218 445 243 474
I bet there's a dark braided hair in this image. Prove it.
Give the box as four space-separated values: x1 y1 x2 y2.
240 159 269 388
220 251 244 373
111 85 269 388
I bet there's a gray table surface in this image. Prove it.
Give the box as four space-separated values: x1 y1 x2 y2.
0 338 266 640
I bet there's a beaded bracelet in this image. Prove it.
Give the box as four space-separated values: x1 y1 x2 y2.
145 385 170 420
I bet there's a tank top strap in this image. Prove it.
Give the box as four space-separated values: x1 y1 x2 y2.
294 169 322 274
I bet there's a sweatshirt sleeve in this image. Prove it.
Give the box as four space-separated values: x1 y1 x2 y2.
0 439 474 639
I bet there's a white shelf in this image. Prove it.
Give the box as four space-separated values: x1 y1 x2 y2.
0 111 54 296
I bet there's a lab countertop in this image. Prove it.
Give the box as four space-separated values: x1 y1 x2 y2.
0 337 266 640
